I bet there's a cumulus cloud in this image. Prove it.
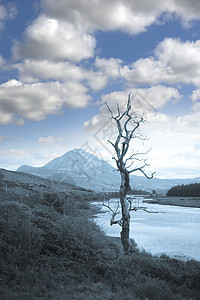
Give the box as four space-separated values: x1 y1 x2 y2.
122 38 200 87
0 79 91 125
14 36 200 89
102 85 181 110
12 0 200 63
41 0 159 34
191 89 200 102
3 1 200 131
14 37 196 94
41 0 200 34
15 59 87 83
2 0 200 178
15 57 122 91
38 136 64 146
8 1 200 107
94 57 123 79
7 37 200 130
12 14 96 61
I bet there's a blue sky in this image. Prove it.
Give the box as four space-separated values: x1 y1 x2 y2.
0 0 200 179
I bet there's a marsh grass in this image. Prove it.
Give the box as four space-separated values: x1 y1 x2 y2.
0 190 200 299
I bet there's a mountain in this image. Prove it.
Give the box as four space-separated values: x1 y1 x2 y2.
17 148 200 193
17 149 121 191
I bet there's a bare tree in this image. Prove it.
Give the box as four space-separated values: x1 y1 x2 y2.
105 94 155 254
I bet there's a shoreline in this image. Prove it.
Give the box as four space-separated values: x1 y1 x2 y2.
91 195 200 209
144 196 200 208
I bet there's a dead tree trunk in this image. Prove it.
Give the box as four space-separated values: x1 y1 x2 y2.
106 94 155 255
120 171 132 254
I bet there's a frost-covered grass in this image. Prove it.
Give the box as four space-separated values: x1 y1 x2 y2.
0 191 200 299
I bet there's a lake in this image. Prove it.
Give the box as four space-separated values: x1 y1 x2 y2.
93 197 200 261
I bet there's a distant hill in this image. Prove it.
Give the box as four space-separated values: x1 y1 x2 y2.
167 183 200 197
0 167 88 197
129 175 200 195
17 148 200 193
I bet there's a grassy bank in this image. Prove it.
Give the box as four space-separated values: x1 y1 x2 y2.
1 190 200 299
144 196 200 208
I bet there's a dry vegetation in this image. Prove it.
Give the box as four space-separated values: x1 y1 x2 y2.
0 189 200 299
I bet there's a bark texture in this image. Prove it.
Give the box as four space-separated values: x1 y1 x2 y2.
119 172 132 254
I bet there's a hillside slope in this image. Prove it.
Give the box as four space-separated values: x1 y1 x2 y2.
0 167 88 196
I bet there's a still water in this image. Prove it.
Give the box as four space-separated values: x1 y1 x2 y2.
93 198 200 261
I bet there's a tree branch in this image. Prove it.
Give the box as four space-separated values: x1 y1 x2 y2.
138 169 156 179
127 197 158 213
125 148 152 163
102 203 122 226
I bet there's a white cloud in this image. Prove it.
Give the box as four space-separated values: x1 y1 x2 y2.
13 38 194 95
15 58 119 91
16 59 87 83
122 38 200 87
170 0 200 24
8 2 200 113
101 85 181 111
41 0 200 34
155 38 200 83
86 57 124 91
41 0 159 35
12 14 96 61
0 79 91 125
191 89 200 102
94 57 123 79
12 0 200 63
2 0 200 178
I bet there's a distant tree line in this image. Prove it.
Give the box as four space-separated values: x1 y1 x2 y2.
167 183 200 197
